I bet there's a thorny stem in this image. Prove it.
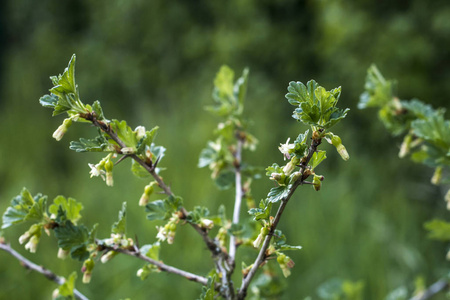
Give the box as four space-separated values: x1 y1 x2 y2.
0 242 88 300
237 137 322 299
98 243 209 286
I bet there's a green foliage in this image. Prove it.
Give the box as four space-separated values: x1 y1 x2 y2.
48 196 83 224
424 219 450 241
286 80 349 130
198 276 217 300
145 196 183 221
69 134 110 153
55 272 77 300
2 188 48 229
111 202 127 235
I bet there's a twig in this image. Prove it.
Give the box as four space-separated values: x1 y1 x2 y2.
230 137 244 261
0 242 88 300
237 137 322 299
87 115 228 261
99 243 209 286
409 279 449 300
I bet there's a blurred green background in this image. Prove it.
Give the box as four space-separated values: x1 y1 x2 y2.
1 0 449 299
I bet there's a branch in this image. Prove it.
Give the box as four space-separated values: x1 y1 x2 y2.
409 279 449 300
99 243 209 286
230 137 244 261
87 115 229 262
0 242 88 300
237 137 322 299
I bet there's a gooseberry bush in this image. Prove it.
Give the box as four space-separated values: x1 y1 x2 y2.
360 65 450 299
0 55 350 299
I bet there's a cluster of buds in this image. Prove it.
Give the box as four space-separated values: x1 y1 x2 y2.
276 253 295 277
156 214 180 244
103 233 133 248
139 182 158 206
19 224 42 253
136 264 160 280
88 155 114 186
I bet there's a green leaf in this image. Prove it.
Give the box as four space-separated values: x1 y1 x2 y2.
39 94 58 108
187 206 210 224
358 64 395 109
424 219 450 241
145 200 171 221
214 170 235 190
140 242 160 261
92 100 105 120
214 65 234 99
198 147 216 168
24 196 47 223
49 196 83 223
267 185 291 203
58 272 77 299
235 68 249 114
54 218 90 261
69 131 110 152
130 160 151 178
136 126 159 155
310 151 327 170
286 81 308 106
112 202 127 235
248 199 272 221
198 275 217 300
2 189 47 229
110 119 138 148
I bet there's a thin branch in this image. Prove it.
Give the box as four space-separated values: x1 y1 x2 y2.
409 279 449 300
0 242 88 300
230 137 244 261
87 115 229 262
237 137 322 299
99 243 209 286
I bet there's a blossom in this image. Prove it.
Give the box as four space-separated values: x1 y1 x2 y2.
278 138 295 160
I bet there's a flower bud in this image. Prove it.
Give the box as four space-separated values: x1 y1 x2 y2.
139 182 156 206
399 133 412 158
57 248 69 260
431 166 443 185
253 227 269 248
135 126 146 140
105 159 114 187
327 134 349 161
81 258 95 284
283 161 296 176
200 218 214 230
121 147 136 155
52 118 72 141
446 189 450 210
312 174 323 191
25 235 39 253
101 251 117 263
277 253 294 277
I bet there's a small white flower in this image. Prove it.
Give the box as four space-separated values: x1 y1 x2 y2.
156 226 168 242
88 163 104 178
279 138 295 160
19 232 31 244
200 218 214 230
136 268 144 277
135 126 146 140
121 147 136 155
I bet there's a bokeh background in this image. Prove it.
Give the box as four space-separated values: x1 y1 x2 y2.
1 0 449 299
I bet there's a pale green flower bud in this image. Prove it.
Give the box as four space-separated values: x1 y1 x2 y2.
446 189 450 210
105 159 114 187
399 133 412 158
135 126 146 140
312 174 324 191
431 166 443 185
52 118 72 141
139 182 157 206
101 251 117 263
283 161 296 176
326 134 349 161
121 147 136 155
57 248 69 260
81 258 95 284
277 253 295 277
25 235 39 253
200 218 214 230
253 227 269 248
